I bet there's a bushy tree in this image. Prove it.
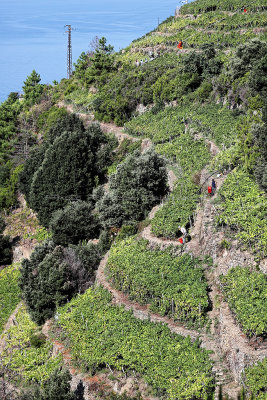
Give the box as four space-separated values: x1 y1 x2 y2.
97 149 168 228
19 144 48 204
49 201 99 245
85 37 115 86
19 368 83 400
46 113 85 144
0 96 21 164
182 44 222 78
29 123 112 227
20 241 93 324
229 39 267 80
22 70 44 106
249 54 267 98
0 215 12 265
73 242 102 274
19 113 84 206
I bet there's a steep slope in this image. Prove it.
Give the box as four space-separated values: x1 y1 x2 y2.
0 0 266 399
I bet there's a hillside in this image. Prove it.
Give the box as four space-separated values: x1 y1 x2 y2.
0 0 266 399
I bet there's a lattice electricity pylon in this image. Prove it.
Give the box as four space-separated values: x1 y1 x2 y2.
64 25 74 79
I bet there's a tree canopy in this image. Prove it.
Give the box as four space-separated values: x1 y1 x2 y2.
29 123 112 227
22 70 44 106
97 149 168 228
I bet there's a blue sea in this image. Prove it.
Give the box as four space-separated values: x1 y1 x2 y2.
0 0 191 103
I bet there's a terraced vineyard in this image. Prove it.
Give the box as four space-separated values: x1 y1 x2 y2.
0 0 266 398
220 267 267 337
151 176 200 238
181 0 267 14
125 103 240 149
1 304 63 382
0 263 20 333
125 0 267 56
107 237 209 326
56 286 214 399
216 168 267 258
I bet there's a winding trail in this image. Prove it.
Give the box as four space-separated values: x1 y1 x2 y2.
57 102 152 150
51 102 267 399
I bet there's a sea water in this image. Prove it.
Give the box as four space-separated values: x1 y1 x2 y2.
0 0 185 103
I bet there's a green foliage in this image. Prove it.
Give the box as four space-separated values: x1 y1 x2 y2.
0 96 21 163
180 0 266 14
151 176 200 238
243 358 267 400
37 106 68 135
81 37 116 87
216 168 267 257
97 149 168 228
252 106 267 192
0 164 23 210
0 263 20 333
49 201 99 246
20 241 93 324
92 54 181 124
74 51 92 79
29 332 47 348
220 267 267 337
153 71 201 103
18 144 48 204
0 304 63 383
229 39 267 80
29 123 112 227
107 137 141 175
46 112 85 144
22 70 44 107
19 113 84 206
0 233 12 266
126 102 238 149
19 368 80 400
94 392 142 400
57 286 214 399
115 224 138 241
0 215 12 265
249 54 267 98
73 242 102 274
107 237 209 325
98 230 113 254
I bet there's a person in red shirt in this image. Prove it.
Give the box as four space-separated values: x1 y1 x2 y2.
177 40 183 49
244 8 247 12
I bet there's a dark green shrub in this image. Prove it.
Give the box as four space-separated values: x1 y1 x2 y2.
97 149 168 229
98 230 112 254
0 216 12 265
19 367 80 400
22 70 44 107
116 224 138 241
29 332 46 348
29 124 112 227
49 201 99 246
20 241 93 324
19 144 48 205
73 242 101 274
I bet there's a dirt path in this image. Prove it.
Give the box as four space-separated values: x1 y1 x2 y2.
95 170 266 398
57 102 152 150
42 317 158 400
53 102 267 399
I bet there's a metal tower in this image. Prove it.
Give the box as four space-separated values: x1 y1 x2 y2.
65 25 73 79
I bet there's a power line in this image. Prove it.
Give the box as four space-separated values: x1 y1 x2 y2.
64 25 74 79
